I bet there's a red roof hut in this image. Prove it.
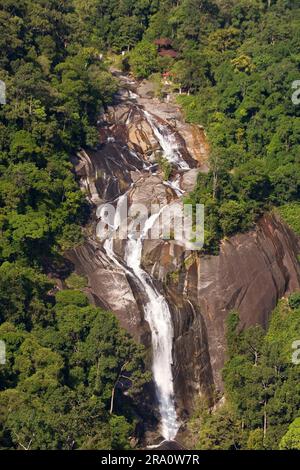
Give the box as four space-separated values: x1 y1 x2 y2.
154 38 178 59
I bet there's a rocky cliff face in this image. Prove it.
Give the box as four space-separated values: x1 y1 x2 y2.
67 73 300 430
143 212 300 403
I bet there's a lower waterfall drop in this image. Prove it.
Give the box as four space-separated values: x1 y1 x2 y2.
101 195 179 439
125 212 179 440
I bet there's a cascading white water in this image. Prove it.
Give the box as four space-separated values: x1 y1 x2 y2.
102 192 129 270
163 178 184 197
102 197 179 439
99 100 193 441
144 111 189 170
125 213 179 440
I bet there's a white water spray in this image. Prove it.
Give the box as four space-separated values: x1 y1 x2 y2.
144 111 189 170
99 99 195 441
102 197 179 439
125 212 179 440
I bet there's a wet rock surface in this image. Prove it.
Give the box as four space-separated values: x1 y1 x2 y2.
143 213 300 396
67 71 300 434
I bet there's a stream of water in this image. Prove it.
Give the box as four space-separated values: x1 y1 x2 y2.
101 106 191 440
125 211 179 440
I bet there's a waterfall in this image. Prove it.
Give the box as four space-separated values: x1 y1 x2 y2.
163 178 184 197
125 213 179 440
98 91 194 441
102 199 179 440
102 193 129 271
144 111 189 170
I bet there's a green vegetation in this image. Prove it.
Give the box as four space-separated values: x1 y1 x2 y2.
277 203 300 236
0 0 118 266
178 0 300 252
0 1 149 450
122 1 300 252
0 287 150 449
157 155 172 180
65 273 88 289
14 1 295 255
1 0 300 451
129 40 158 78
280 418 300 450
189 296 300 449
73 0 156 53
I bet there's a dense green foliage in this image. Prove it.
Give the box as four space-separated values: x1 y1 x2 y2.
277 203 300 236
189 299 300 449
0 284 150 449
129 40 158 78
0 0 118 266
1 0 300 451
0 1 150 450
73 0 159 53
123 0 300 252
178 0 300 252
280 417 300 449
